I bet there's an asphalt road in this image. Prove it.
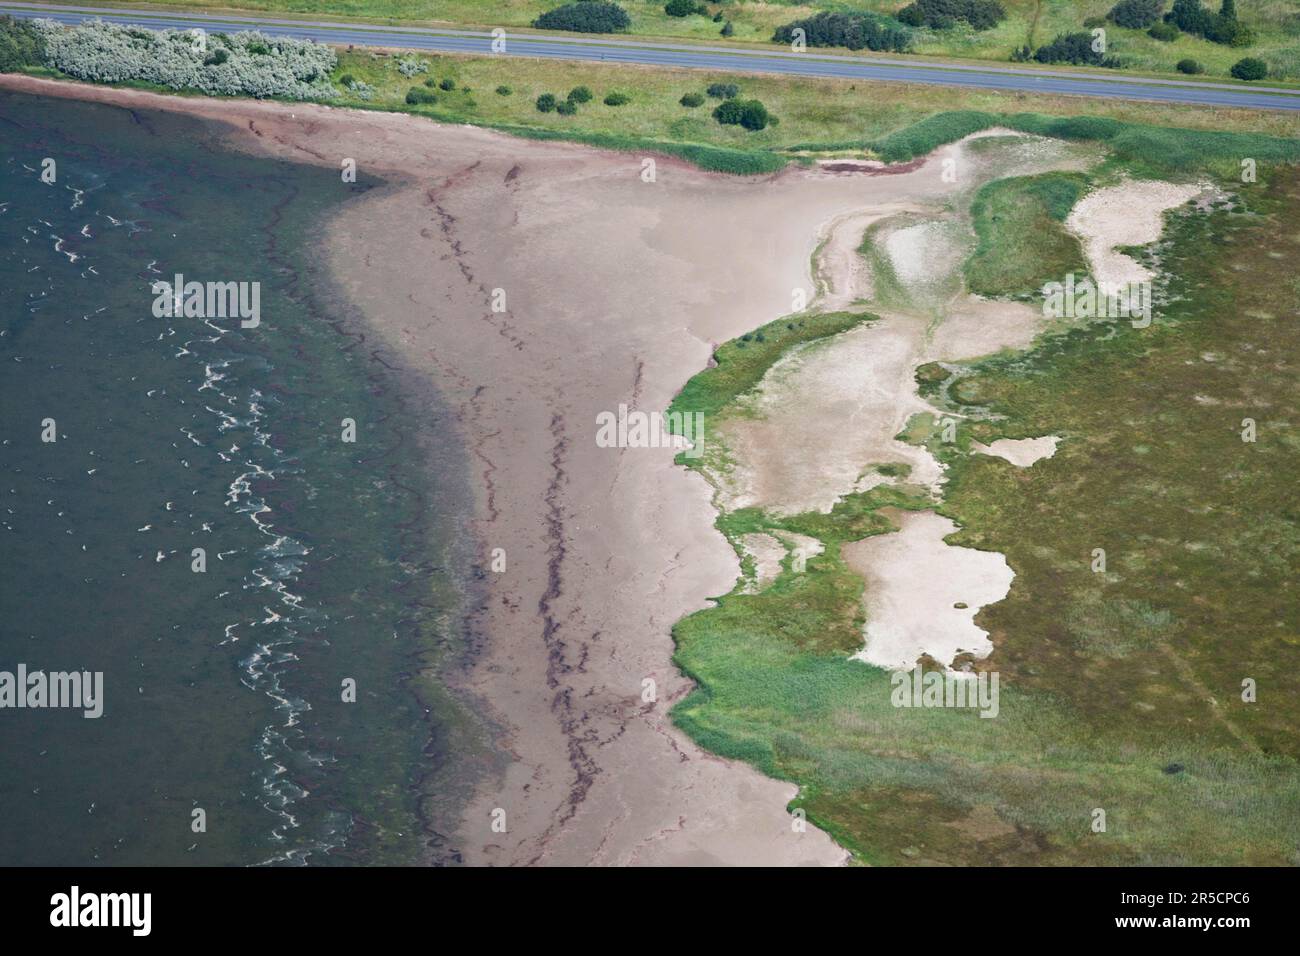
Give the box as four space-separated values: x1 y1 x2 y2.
5 1 1300 112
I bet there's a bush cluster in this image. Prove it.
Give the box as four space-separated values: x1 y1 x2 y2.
603 91 630 105
664 0 708 16
34 19 338 99
0 15 46 73
532 2 631 33
896 0 1006 31
773 12 912 53
1230 56 1267 80
713 98 770 130
1033 32 1121 67
1107 0 1164 29
405 86 437 105
1148 21 1180 40
1166 0 1253 46
396 56 426 78
680 91 704 107
707 82 739 99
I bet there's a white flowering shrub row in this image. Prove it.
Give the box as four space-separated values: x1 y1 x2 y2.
35 19 339 100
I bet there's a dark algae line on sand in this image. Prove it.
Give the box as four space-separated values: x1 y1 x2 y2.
0 91 482 865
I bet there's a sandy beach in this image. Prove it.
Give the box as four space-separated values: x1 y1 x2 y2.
2 75 1007 865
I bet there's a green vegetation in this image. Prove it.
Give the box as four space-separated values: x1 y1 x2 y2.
1108 0 1165 29
0 14 45 72
532 1 630 33
536 91 557 112
713 98 770 131
404 85 435 104
1177 56 1204 72
1231 56 1269 79
898 0 1007 31
773 11 914 53
1034 31 1121 66
667 162 1300 865
53 0 1300 82
602 91 630 106
567 84 592 103
668 311 871 427
965 172 1090 298
869 110 1300 178
664 0 708 17
680 91 704 107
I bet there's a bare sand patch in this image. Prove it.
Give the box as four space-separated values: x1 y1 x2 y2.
972 436 1061 467
842 511 1014 672
1067 179 1205 292
740 533 786 592
717 314 942 516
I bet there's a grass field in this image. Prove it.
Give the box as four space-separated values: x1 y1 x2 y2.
323 48 1300 174
53 0 1300 81
667 161 1300 865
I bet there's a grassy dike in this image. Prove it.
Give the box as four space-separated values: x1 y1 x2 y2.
663 158 1300 864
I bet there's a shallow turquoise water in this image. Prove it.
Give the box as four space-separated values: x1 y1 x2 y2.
0 91 478 866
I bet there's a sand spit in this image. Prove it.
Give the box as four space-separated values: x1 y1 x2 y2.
972 436 1061 467
842 511 1014 672
6 75 1027 866
1067 179 1205 292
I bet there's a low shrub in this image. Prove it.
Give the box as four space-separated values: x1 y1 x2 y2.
1108 0 1164 29
1147 22 1180 41
555 98 577 114
665 0 708 16
1033 32 1120 67
680 91 704 107
496 84 512 95
714 98 770 130
1230 56 1267 80
405 86 437 105
396 56 427 77
773 12 912 53
707 82 739 99
1176 57 1204 73
567 85 592 103
603 91 630 105
532 2 631 33
439 77 456 91
897 0 1006 31
536 92 558 112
